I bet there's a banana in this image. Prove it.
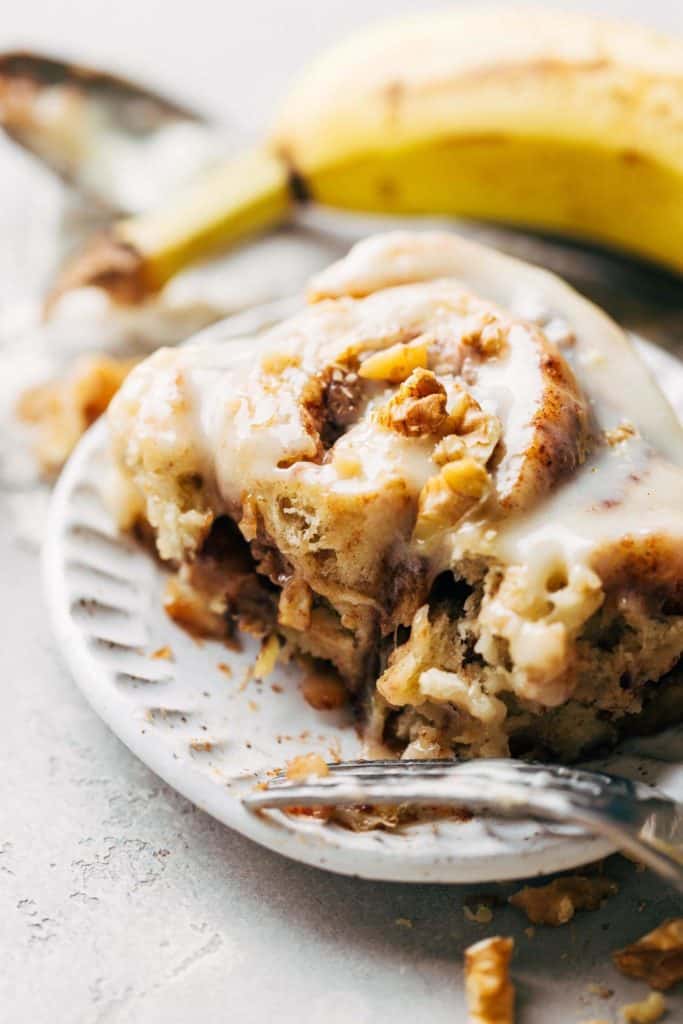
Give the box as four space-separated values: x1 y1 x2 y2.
52 7 683 303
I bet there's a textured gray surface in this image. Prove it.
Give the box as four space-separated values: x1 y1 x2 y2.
2 2 683 1022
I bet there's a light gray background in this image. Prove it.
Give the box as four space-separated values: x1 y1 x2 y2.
2 3 683 1022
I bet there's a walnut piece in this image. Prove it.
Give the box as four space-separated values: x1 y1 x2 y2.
374 367 449 437
464 935 515 1024
414 457 490 541
358 338 429 382
278 578 313 631
619 992 666 1024
613 918 683 990
461 311 508 358
509 875 617 926
253 635 280 680
432 384 501 467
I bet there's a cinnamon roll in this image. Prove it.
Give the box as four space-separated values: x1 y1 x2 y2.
108 232 683 761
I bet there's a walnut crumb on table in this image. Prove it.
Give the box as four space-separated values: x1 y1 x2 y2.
509 875 617 926
613 919 683 991
619 991 667 1023
464 936 515 1024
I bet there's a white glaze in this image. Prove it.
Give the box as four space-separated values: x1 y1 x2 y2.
110 231 683 625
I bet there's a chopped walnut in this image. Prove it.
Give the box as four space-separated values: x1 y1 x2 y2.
613 919 683 990
18 352 138 474
414 457 490 540
461 312 508 357
509 875 617 926
375 367 449 437
620 992 666 1024
359 338 429 383
464 936 515 1024
278 578 313 631
253 634 280 680
432 434 466 465
432 384 501 467
285 752 329 780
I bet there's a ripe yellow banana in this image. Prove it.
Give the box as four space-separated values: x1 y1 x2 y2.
53 7 683 302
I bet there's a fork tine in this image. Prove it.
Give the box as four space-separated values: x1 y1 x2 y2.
243 771 547 814
265 759 463 788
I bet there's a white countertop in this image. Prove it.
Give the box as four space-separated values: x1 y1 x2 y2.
1 2 683 1021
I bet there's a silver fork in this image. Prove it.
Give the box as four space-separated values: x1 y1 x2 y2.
243 758 683 892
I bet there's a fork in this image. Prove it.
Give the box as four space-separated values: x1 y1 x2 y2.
243 758 683 892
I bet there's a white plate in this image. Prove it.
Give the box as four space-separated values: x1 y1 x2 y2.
43 315 683 883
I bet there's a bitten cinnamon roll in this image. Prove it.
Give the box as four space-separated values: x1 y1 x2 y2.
108 232 683 761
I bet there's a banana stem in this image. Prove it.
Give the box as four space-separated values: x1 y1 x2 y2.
49 147 294 306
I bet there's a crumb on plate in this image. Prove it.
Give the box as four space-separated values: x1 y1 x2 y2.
285 752 329 781
151 645 173 661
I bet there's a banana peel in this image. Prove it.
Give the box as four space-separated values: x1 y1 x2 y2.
49 7 683 304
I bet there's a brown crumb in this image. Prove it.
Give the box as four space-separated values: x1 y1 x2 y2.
464 936 515 1024
577 1019 610 1024
509 875 618 926
285 753 329 781
217 662 232 677
151 645 173 661
613 919 683 991
395 917 413 928
524 927 535 940
619 991 666 1023
189 740 213 752
300 668 348 711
